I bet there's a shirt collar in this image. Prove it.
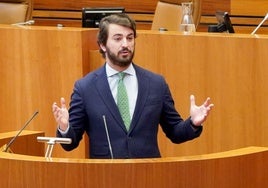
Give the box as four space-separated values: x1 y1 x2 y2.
106 63 136 77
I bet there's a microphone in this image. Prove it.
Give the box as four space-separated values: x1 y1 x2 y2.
102 115 114 159
2 110 39 152
251 13 268 35
12 20 35 26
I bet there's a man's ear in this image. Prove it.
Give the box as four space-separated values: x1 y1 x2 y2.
99 43 106 53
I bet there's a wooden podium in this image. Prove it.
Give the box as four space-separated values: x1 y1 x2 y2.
0 131 268 188
1 25 268 187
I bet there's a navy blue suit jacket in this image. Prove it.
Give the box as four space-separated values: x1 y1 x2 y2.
57 64 202 158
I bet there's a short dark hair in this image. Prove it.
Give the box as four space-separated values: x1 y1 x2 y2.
97 13 137 58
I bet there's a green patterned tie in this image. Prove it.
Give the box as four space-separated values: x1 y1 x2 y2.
117 72 131 130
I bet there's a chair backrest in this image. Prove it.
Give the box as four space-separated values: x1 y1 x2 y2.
0 0 33 24
151 0 202 31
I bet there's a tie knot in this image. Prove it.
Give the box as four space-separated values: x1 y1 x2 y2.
118 72 126 80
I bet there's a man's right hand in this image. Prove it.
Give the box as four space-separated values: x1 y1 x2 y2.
52 97 69 131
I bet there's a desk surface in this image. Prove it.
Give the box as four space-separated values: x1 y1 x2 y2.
0 146 268 188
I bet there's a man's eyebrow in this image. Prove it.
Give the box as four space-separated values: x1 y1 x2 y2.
112 33 134 37
111 33 123 38
112 33 123 36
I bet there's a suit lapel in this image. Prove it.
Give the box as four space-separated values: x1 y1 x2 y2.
94 65 127 131
129 65 149 133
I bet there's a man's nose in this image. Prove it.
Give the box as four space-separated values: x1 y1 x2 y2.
121 38 128 46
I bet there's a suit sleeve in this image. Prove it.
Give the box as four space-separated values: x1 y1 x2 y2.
159 79 202 144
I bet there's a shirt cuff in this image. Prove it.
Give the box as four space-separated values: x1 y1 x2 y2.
58 124 69 135
190 119 202 131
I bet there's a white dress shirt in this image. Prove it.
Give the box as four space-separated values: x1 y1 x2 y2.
106 63 138 119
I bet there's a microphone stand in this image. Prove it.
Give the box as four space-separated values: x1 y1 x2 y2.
251 13 268 35
37 137 72 158
12 20 35 26
0 144 13 153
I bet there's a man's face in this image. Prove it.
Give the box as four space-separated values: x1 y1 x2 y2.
101 24 135 67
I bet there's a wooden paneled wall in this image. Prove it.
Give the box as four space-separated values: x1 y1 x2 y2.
0 25 98 158
32 0 157 29
1 25 268 158
32 0 268 33
200 0 268 33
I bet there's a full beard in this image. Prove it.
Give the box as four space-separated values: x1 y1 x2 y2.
106 47 134 67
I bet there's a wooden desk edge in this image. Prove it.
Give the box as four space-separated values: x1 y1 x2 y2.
0 146 267 164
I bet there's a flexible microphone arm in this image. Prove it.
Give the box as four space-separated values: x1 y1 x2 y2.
4 110 39 152
251 13 268 35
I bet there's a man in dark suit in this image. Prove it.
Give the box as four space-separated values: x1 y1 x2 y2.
52 13 213 159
